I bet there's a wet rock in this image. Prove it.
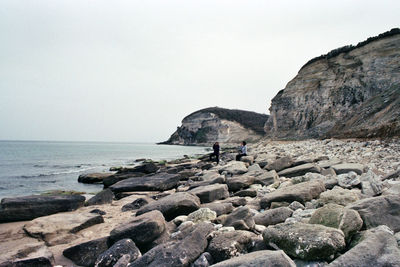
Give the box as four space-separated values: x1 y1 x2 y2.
332 163 365 175
189 184 229 203
109 173 181 193
63 237 109 267
337 171 361 189
265 156 294 172
201 203 234 216
78 172 114 184
253 207 293 227
136 192 201 221
347 194 400 232
210 250 296 267
94 238 141 267
318 186 360 206
223 206 255 230
277 163 322 178
85 189 114 206
0 194 85 223
187 208 217 223
263 222 345 261
260 180 325 208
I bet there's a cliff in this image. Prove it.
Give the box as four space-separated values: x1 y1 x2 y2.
265 28 400 139
162 107 269 145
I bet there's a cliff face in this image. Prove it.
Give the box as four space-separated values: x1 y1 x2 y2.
163 107 268 145
265 28 400 139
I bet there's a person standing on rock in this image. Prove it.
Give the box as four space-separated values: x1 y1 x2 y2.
210 142 220 164
236 141 247 161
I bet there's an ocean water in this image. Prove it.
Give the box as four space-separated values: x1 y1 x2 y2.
0 141 207 199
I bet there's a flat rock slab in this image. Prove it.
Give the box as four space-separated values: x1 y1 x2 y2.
260 180 326 208
85 189 114 206
226 175 255 191
223 206 255 230
253 207 293 227
211 250 296 267
136 192 201 221
78 172 114 184
347 194 400 232
201 203 234 216
277 163 322 178
217 161 248 175
332 163 365 175
189 184 229 203
318 186 360 206
110 173 181 193
63 236 109 267
0 194 85 222
95 238 141 267
263 222 345 261
23 211 104 245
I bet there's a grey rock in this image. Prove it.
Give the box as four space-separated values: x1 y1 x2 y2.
240 156 254 165
223 206 255 230
288 201 305 210
85 189 114 206
332 163 365 175
337 171 361 189
109 173 181 193
95 238 141 267
226 175 255 192
218 161 248 175
253 207 293 227
360 170 383 196
233 189 257 197
201 203 234 216
265 156 294 172
187 208 217 223
192 252 213 267
210 250 296 267
278 163 322 178
382 183 400 195
121 197 153 212
253 170 279 186
63 237 109 267
189 176 226 190
78 173 114 184
219 197 247 207
189 184 229 203
318 186 360 206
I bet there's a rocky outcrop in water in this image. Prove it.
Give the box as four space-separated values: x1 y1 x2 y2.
265 28 400 139
162 107 268 145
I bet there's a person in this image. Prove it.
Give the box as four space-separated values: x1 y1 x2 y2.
236 141 247 161
210 142 220 164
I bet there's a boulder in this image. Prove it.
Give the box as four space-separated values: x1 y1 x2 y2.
109 173 181 193
136 192 201 221
201 203 234 216
223 206 255 230
103 172 145 188
318 186 360 206
332 163 365 175
337 171 361 189
189 184 229 203
233 188 257 197
219 197 247 207
85 189 114 206
0 246 54 267
253 207 293 227
187 208 217 223
265 156 294 172
360 170 383 196
253 170 279 186
207 230 259 263
109 210 167 246
78 172 114 184
0 194 85 222
218 161 248 175
382 183 400 196
23 211 104 246
260 180 326 208
277 163 322 178
329 226 400 267
347 195 400 232
63 237 109 267
247 163 262 172
192 252 213 267
288 201 305 210
118 162 159 174
210 250 296 267
121 197 153 212
240 156 254 165
226 175 255 192
263 222 345 261
94 238 141 267
129 222 214 267
188 176 225 190
309 203 363 241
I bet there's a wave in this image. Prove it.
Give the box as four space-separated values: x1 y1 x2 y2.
33 164 93 169
19 166 97 179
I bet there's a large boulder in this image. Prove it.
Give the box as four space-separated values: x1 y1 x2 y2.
94 238 141 267
187 208 217 223
347 195 400 232
210 250 296 267
0 194 85 222
265 156 294 172
277 163 322 178
207 230 259 263
109 173 181 193
226 175 255 191
222 206 255 230
201 203 234 216
188 176 225 190
253 170 279 186
253 207 293 227
332 163 365 175
63 237 109 267
360 170 383 197
263 222 346 261
189 184 229 203
78 172 114 184
117 162 159 174
129 222 214 267
260 180 326 208
318 186 360 206
136 192 201 221
109 210 167 246
337 171 361 189
329 226 400 267
217 161 248 175
309 203 363 241
85 189 114 206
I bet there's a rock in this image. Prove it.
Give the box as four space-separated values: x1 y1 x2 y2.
347 194 400 232
63 237 109 267
201 203 234 216
189 184 229 203
218 161 248 175
223 206 255 230
263 222 346 261
332 163 365 175
103 172 145 188
173 215 187 226
337 171 361 189
129 222 214 267
382 183 400 195
329 225 400 267
253 170 279 186
178 169 198 181
0 246 54 267
247 163 262 172
192 252 213 267
136 192 201 221
187 208 217 223
265 156 294 172
94 238 141 267
200 171 222 181
109 173 181 193
121 197 153 212
226 175 255 191
113 254 131 267
382 168 400 181
277 163 322 178
240 156 254 165
253 207 293 227
188 176 226 190
118 162 159 174
318 186 360 206
109 210 167 247
23 211 104 246
288 201 305 210
318 159 342 169
210 250 296 267
260 180 326 208
0 194 85 223
309 203 363 241
360 170 383 196
233 188 257 197
321 167 337 177
85 189 114 206
219 197 247 207
78 172 114 184
207 230 259 263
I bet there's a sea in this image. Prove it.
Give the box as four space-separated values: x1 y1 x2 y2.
0 140 208 199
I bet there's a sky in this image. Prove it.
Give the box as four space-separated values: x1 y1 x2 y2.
0 0 399 143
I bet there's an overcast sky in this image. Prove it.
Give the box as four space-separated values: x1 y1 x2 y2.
0 0 399 142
